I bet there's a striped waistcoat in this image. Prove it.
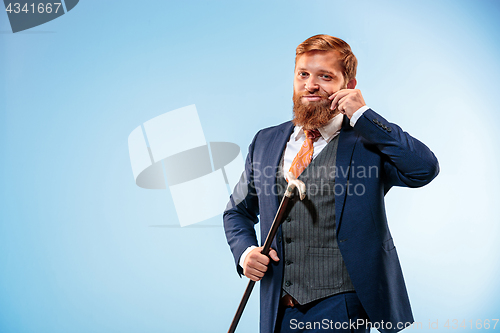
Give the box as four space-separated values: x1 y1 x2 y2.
277 135 355 305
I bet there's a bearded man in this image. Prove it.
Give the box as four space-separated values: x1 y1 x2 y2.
224 34 439 333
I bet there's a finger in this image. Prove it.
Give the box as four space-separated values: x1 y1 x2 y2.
254 253 270 266
328 89 349 100
248 249 268 263
247 260 268 273
330 91 349 110
244 269 261 281
246 266 266 279
247 273 262 282
338 96 348 109
328 90 342 100
330 99 338 111
338 100 347 114
268 249 280 262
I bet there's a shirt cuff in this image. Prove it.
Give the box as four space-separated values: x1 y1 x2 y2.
239 245 258 269
350 105 370 127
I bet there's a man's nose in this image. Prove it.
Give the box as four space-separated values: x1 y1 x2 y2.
305 77 319 92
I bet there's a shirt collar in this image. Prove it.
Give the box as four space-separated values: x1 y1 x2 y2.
294 113 344 143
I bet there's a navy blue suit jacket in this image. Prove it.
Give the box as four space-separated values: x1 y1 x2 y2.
224 109 439 333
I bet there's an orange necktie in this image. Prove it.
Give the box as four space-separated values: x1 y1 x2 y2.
289 129 322 179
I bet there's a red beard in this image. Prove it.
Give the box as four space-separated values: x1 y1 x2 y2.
292 90 339 130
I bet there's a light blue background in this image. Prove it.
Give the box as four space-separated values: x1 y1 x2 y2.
1 0 499 332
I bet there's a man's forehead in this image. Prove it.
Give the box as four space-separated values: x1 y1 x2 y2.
295 50 343 70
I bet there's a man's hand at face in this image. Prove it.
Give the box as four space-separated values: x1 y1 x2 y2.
242 246 280 281
329 89 366 119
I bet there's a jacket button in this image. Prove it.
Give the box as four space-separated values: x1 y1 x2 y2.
387 127 392 132
285 238 292 244
278 237 282 243
372 119 378 123
285 260 293 265
285 217 291 222
285 281 292 287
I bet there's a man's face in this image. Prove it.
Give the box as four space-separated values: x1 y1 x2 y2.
292 50 346 129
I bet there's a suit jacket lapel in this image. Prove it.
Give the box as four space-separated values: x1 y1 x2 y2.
335 116 359 234
265 122 294 212
262 119 356 233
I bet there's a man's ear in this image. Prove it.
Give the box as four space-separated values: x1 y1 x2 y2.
347 78 357 89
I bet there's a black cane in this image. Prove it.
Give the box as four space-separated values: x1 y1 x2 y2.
227 172 306 333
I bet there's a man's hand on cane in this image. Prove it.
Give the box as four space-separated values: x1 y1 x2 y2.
243 247 280 281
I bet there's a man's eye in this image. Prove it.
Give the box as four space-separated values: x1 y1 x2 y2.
321 74 332 80
299 72 308 77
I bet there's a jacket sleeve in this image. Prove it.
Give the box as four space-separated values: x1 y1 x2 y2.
223 132 261 276
353 108 440 190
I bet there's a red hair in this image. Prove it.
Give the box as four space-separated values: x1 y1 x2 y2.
296 34 357 82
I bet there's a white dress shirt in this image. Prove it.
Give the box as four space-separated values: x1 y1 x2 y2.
238 106 370 269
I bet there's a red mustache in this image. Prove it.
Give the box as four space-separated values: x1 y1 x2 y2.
299 90 330 99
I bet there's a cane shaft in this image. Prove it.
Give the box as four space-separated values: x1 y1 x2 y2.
261 196 290 255
227 280 255 333
227 194 291 333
